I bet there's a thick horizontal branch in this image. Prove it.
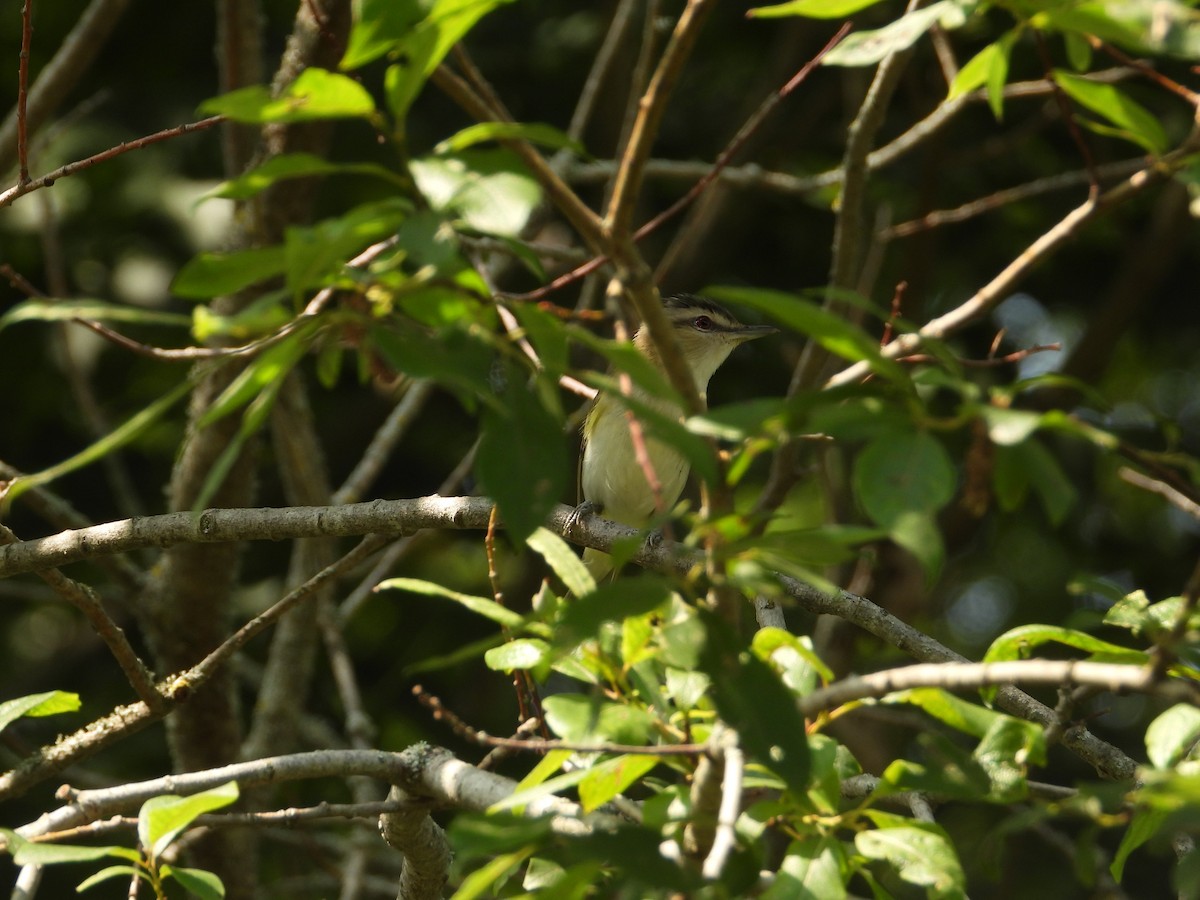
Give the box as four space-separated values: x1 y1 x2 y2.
799 660 1199 718
0 495 1141 779
14 744 618 843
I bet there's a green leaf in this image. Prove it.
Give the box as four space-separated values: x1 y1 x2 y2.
198 68 375 124
855 818 966 897
139 781 239 861
823 0 978 67
384 0 515 125
0 298 191 333
983 624 1146 665
708 286 908 384
484 638 550 672
285 198 411 298
555 577 674 648
1053 70 1169 153
1112 805 1168 882
752 627 834 692
664 667 710 712
411 150 541 237
4 379 192 505
200 152 407 202
577 755 658 813
75 865 148 891
0 829 137 865
527 527 596 597
700 611 810 796
173 246 287 300
197 328 314 429
341 0 427 69
0 691 81 733
762 835 847 899
476 366 568 546
368 323 494 400
749 0 888 18
161 865 226 900
377 577 525 628
853 428 956 528
435 121 585 156
1064 31 1093 71
1041 2 1200 61
542 694 655 745
949 32 1015 119
1146 704 1200 769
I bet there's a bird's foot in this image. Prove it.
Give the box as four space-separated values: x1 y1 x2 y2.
567 500 602 537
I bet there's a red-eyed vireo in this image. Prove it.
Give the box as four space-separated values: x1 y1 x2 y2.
579 294 777 579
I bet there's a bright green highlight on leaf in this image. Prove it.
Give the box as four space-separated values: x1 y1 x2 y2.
0 299 190 333
823 0 978 67
378 577 526 628
1053 70 1169 153
201 152 408 202
199 68 375 124
1146 704 1200 769
435 121 585 156
139 781 239 862
0 691 81 734
749 0 888 19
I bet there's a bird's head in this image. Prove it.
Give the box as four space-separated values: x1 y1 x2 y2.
635 294 777 392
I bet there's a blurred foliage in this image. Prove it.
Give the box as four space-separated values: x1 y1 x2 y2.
1 0 1199 897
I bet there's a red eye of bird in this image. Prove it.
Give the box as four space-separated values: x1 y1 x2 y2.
694 315 713 331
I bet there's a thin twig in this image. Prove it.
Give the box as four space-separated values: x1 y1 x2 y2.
17 0 34 184
0 523 161 710
413 684 705 756
0 116 224 209
826 128 1200 388
566 0 639 142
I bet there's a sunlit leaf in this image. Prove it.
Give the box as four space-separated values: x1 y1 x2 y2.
1146 704 1200 769
173 246 287 299
0 299 190 333
949 33 1014 119
527 527 595 598
1054 70 1169 153
578 755 658 813
435 121 585 156
0 691 81 733
749 0 888 18
0 828 137 865
485 638 550 672
823 0 978 67
377 577 525 628
411 150 541 237
161 865 226 900
140 781 239 861
341 0 426 69
542 694 655 745
200 152 407 202
384 0 516 124
199 68 375 123
856 815 966 896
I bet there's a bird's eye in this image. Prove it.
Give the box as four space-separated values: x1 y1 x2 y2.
693 315 713 331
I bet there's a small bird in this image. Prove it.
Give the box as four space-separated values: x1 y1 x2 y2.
579 294 777 579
